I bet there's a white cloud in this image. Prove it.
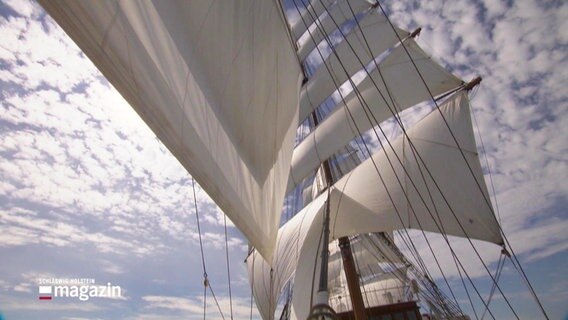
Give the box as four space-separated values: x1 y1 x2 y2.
141 295 260 320
0 279 11 292
0 294 104 312
2 0 41 19
13 283 32 293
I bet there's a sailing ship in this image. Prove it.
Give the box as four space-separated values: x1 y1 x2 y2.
38 0 548 319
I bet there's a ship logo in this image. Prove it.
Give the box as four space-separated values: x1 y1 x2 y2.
38 286 52 300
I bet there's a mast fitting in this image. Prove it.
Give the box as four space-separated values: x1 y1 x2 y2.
464 76 482 91
410 27 422 38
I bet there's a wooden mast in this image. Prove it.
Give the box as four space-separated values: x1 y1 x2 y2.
311 110 367 320
338 237 368 320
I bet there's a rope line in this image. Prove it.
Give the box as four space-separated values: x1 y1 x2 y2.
250 252 255 320
208 283 227 320
223 214 234 320
191 178 208 320
191 178 226 320
470 92 502 226
481 253 505 320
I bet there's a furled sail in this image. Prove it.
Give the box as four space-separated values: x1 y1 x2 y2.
39 0 302 260
249 91 503 319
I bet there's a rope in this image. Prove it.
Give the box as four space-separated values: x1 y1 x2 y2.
223 214 234 320
250 252 255 320
470 88 502 225
350 236 371 316
208 283 226 320
191 178 226 320
366 232 461 317
481 254 505 320
203 281 207 320
508 251 548 318
191 178 208 320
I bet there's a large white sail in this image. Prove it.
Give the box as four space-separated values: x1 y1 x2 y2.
39 0 302 260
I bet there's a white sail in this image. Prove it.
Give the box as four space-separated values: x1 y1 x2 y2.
247 195 327 320
330 91 501 243
289 39 463 191
39 0 302 260
289 0 351 40
298 13 407 122
252 91 502 319
296 0 375 61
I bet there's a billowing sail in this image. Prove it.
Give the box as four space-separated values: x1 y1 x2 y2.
250 92 502 319
329 91 501 243
39 0 302 260
247 195 327 320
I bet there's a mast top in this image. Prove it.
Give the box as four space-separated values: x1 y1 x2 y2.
464 76 482 91
410 27 422 38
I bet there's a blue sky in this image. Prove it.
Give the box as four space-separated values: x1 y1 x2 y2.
0 0 566 319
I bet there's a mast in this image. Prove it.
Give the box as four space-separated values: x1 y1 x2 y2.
310 111 334 309
304 111 337 320
310 109 367 319
338 237 367 320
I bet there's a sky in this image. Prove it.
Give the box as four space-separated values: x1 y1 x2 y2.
0 0 566 319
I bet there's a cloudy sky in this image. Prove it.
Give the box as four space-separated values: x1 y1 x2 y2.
0 0 566 319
